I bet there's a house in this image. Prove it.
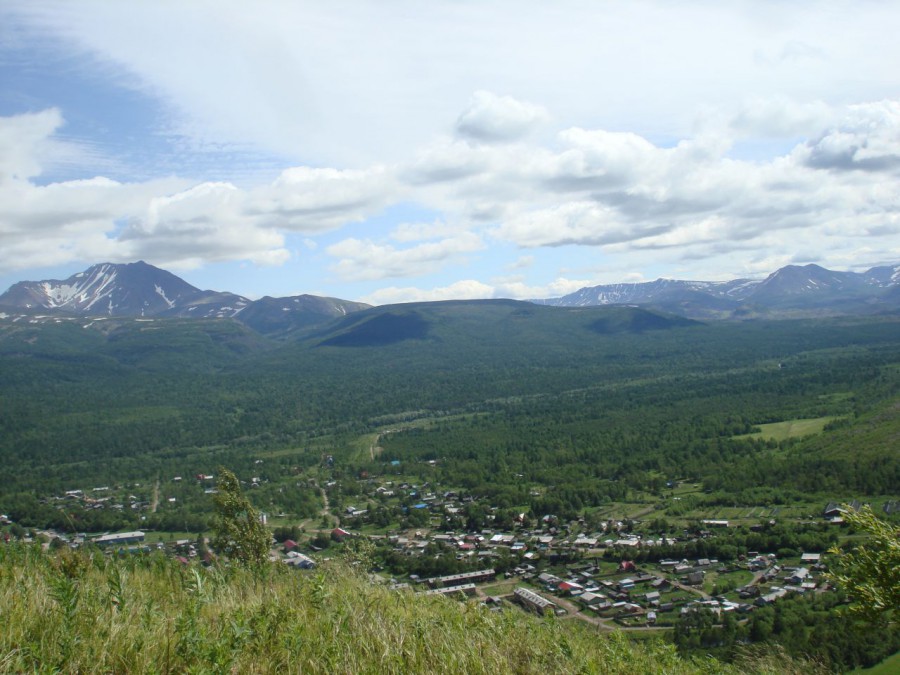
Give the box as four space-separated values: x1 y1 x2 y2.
786 568 810 585
538 572 562 586
421 584 476 598
514 587 555 615
93 531 145 547
618 560 636 572
756 587 788 605
424 569 496 589
558 581 583 595
613 601 643 617
285 554 316 569
331 528 352 542
685 572 704 586
738 585 761 599
578 591 606 608
283 539 298 552
823 500 861 520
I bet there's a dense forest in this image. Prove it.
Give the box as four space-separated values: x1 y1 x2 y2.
1 305 899 529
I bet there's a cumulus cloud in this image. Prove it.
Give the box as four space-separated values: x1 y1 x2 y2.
0 111 310 272
361 274 596 305
468 99 900 268
4 89 900 296
492 202 669 248
796 100 900 172
327 232 484 281
121 182 289 268
491 276 597 300
455 91 548 143
729 98 834 138
361 279 495 305
250 166 399 232
404 139 493 185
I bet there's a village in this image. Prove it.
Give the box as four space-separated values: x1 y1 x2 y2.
3 456 868 638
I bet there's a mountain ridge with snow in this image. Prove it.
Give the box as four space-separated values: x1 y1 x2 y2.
536 263 900 318
3 260 900 329
0 261 371 336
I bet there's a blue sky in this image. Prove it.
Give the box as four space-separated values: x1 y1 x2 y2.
2 1 900 304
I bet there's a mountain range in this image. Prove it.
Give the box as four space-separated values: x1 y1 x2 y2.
0 261 369 337
2 260 899 338
537 262 900 319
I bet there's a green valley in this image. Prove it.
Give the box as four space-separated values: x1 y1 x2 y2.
1 302 898 671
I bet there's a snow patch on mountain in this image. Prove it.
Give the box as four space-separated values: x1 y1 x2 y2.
154 284 176 309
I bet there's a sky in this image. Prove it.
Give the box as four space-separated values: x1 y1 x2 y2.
1 1 899 305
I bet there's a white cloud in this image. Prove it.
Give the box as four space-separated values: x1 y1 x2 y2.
455 91 548 143
491 276 597 300
404 139 493 185
492 202 666 248
3 25 900 300
795 100 900 172
728 98 835 138
0 109 64 182
361 274 597 305
121 182 289 268
327 232 484 281
361 279 495 305
0 111 288 272
250 166 399 232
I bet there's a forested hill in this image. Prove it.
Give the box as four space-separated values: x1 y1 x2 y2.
1 301 899 516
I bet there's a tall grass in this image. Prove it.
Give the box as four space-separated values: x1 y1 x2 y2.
0 544 818 673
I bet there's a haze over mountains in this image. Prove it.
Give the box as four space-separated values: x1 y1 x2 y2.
2 261 900 338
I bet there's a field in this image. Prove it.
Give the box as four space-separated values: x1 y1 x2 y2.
735 416 837 441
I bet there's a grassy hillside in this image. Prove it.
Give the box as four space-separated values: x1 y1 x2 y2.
0 545 814 674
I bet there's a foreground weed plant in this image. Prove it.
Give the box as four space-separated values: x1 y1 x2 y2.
0 544 822 674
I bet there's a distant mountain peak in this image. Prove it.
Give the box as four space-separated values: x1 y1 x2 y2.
0 261 371 337
538 262 900 319
0 261 203 317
